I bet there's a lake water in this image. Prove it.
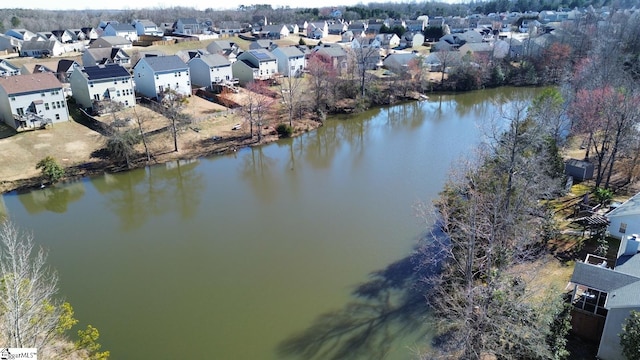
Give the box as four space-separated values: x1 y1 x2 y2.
1 87 541 359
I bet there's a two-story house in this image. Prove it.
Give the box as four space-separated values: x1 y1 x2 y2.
131 19 163 37
188 54 234 88
20 39 66 57
69 64 135 112
133 55 190 99
306 21 328 39
218 21 243 36
0 72 69 130
174 18 202 35
231 49 278 85
5 28 36 41
103 23 139 42
272 46 306 77
0 59 21 77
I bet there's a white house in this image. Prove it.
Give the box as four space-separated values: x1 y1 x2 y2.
5 28 36 41
306 21 328 39
131 19 163 36
0 59 21 77
69 64 135 111
133 55 190 99
103 23 139 42
0 72 69 130
272 46 306 77
20 39 66 57
0 34 22 53
607 192 640 239
188 54 234 88
218 21 243 36
232 49 278 85
568 233 640 360
175 18 202 35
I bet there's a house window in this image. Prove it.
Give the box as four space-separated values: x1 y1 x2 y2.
174 72 177 77
176 83 179 88
125 100 129 106
620 223 628 234
114 80 118 84
117 90 121 97
55 114 60 120
17 108 24 116
61 101 65 108
186 81 190 86
90 83 94 88
41 92 45 97
45 103 50 110
10 97 15 101
94 94 100 100
155 75 159 79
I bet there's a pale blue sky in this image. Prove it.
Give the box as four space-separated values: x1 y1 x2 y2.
12 0 462 11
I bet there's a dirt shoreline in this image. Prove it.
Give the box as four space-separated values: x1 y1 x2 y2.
0 118 322 195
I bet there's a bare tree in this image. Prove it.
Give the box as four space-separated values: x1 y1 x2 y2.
132 107 151 163
278 74 304 127
0 221 63 349
159 89 190 152
417 98 567 359
348 41 380 98
244 82 275 142
434 49 457 85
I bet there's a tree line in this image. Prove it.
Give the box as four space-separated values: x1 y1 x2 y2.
416 7 640 359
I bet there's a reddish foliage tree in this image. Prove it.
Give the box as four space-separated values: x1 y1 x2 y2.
307 53 338 112
541 43 572 83
244 81 276 142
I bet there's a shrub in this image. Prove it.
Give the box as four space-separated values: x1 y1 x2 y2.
36 156 65 184
276 123 293 138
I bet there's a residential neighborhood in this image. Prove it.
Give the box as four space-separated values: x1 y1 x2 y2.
1 2 640 360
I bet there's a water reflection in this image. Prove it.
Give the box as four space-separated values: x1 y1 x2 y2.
94 159 204 230
278 252 432 360
18 182 85 214
240 147 279 202
0 196 7 220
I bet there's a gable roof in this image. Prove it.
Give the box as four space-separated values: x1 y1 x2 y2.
83 64 131 80
21 39 60 51
85 47 130 64
142 55 188 72
274 46 304 58
178 18 199 25
134 19 157 27
93 36 132 47
246 49 276 62
571 261 640 293
0 59 20 72
193 54 230 67
0 72 62 95
108 23 136 32
57 59 79 73
607 192 640 218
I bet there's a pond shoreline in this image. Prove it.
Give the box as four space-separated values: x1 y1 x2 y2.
0 118 323 195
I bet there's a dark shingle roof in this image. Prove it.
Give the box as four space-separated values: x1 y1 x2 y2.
83 64 130 80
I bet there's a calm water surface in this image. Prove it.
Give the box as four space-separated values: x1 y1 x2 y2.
1 87 541 359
